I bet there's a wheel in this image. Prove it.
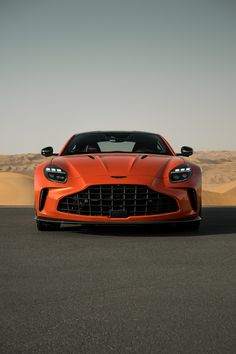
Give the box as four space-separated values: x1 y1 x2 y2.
36 220 61 231
177 220 201 232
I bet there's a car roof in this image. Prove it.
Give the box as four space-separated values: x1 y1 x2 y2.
74 131 160 136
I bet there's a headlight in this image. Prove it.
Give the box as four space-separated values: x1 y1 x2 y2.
169 164 192 183
44 164 67 183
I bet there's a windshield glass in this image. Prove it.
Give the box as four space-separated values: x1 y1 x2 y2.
61 132 173 156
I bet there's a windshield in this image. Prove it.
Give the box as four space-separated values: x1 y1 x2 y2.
61 132 173 156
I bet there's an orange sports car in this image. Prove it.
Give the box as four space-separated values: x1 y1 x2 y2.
34 131 202 231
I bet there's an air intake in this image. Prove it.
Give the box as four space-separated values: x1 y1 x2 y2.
58 185 178 217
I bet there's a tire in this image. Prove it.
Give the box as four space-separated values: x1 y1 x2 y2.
177 220 201 232
36 220 61 231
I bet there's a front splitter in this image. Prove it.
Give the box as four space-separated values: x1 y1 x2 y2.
35 215 201 226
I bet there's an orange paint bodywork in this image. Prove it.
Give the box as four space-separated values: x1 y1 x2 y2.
35 134 202 225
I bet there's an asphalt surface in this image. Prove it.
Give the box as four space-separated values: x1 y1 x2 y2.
0 208 236 354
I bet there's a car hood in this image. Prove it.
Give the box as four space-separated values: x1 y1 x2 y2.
52 154 185 178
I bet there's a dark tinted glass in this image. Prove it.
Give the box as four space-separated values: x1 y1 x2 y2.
61 132 173 156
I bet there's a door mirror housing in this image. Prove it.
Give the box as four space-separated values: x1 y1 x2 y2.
41 146 57 157
178 146 193 157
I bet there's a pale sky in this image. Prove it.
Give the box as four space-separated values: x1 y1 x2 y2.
0 0 235 154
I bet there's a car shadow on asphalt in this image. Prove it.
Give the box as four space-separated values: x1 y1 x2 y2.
60 207 236 237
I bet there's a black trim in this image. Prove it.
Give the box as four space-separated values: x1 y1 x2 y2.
188 189 198 211
35 215 201 226
39 188 49 211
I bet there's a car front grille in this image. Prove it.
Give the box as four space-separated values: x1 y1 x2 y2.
57 184 178 217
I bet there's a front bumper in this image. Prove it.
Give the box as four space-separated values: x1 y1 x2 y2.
35 175 201 224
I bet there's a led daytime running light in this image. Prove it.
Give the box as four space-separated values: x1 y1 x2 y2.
170 167 191 174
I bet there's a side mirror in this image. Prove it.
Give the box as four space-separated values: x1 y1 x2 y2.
41 146 55 157
179 146 193 157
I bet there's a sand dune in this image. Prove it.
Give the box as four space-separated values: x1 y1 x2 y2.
189 151 236 187
203 181 236 194
226 187 236 195
0 153 46 176
202 190 236 206
0 151 236 205
0 172 34 205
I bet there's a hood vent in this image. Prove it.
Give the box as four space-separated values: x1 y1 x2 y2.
111 176 127 178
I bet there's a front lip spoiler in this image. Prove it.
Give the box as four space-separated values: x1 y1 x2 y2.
35 215 201 226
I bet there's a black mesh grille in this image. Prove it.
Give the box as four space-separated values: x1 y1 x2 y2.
57 184 178 217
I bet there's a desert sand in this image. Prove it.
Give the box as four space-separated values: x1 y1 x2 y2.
0 172 34 205
203 190 236 206
0 151 235 206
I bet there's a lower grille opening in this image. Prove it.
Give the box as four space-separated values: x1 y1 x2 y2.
57 185 179 217
39 188 49 211
188 189 197 211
